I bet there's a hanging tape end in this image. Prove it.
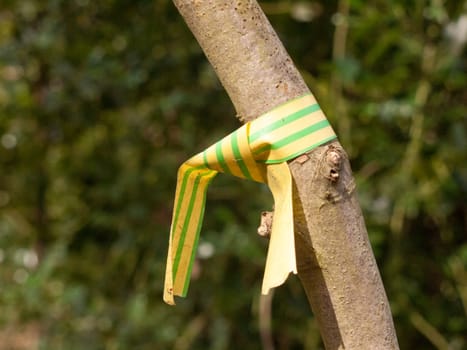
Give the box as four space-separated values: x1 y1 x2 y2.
163 288 176 306
260 269 296 295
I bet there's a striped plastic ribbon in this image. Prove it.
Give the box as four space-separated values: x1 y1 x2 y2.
164 93 336 305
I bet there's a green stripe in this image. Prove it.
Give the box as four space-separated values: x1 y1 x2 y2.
171 164 206 235
171 166 199 242
181 174 216 296
172 172 202 278
249 104 320 143
215 141 230 173
172 169 213 278
264 135 337 164
231 130 253 180
252 143 271 157
203 151 209 168
253 119 331 156
271 119 331 151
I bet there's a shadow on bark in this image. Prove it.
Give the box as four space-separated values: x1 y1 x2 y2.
293 175 345 350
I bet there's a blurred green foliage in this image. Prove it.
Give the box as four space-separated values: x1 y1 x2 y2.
0 0 466 349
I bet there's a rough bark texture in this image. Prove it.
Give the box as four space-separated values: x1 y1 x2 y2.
172 1 399 349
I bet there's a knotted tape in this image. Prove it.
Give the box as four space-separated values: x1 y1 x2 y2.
164 94 336 305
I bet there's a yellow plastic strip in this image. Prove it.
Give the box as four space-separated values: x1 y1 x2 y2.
163 94 336 305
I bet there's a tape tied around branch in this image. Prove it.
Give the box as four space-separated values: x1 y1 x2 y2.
164 93 337 305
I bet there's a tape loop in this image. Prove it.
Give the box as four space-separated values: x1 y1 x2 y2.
164 93 337 305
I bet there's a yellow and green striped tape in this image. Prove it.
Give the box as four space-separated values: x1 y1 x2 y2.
164 93 336 305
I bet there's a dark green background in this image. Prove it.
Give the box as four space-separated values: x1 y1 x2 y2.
0 0 466 348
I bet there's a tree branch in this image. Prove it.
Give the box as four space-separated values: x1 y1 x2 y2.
172 1 399 348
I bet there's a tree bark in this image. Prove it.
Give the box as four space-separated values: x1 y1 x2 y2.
172 1 399 349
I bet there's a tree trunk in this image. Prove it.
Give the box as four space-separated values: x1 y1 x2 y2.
172 1 399 348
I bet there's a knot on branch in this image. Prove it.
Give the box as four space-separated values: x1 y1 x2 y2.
326 148 342 183
319 145 356 204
